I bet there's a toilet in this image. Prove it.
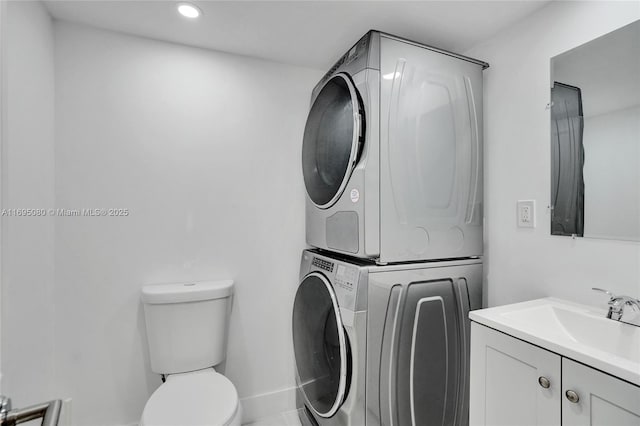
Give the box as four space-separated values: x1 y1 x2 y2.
140 280 241 426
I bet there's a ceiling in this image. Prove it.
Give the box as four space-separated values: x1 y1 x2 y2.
44 0 552 70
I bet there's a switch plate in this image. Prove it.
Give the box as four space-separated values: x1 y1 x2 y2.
517 200 536 228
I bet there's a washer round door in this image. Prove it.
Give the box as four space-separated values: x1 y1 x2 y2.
292 272 349 418
302 73 364 209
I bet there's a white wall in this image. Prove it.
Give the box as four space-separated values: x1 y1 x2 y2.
1 0 56 407
465 1 640 308
0 0 5 396
583 106 640 241
53 22 321 426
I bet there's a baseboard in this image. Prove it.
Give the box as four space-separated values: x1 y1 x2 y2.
240 385 298 423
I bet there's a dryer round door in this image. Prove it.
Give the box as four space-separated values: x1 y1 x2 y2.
292 272 350 418
302 73 364 209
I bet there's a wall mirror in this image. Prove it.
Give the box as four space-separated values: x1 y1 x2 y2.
550 20 640 241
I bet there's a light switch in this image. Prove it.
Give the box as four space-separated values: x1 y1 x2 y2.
517 200 536 228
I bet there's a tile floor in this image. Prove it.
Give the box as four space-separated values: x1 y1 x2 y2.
243 408 304 426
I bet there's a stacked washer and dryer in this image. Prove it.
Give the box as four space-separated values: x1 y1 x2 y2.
292 31 488 426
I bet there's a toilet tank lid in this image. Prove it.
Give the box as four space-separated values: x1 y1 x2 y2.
141 280 234 304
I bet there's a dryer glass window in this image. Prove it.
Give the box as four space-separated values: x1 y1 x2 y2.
302 75 361 208
292 273 348 417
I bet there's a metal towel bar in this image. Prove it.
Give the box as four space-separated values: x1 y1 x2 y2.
0 396 61 426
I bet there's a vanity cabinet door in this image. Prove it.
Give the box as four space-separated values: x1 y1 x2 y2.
562 358 640 426
470 323 561 426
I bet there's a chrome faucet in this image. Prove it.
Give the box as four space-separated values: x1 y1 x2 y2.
592 288 640 321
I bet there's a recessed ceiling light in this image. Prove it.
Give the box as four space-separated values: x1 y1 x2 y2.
177 2 202 19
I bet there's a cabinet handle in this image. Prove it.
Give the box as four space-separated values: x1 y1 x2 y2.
538 376 551 389
565 390 580 403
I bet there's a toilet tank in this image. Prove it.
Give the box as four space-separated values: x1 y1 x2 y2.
141 280 234 375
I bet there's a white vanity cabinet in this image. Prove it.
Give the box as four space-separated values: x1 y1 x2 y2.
470 322 561 426
470 322 640 426
562 358 640 426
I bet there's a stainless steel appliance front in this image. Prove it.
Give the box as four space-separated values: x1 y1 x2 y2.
293 249 482 426
302 31 488 263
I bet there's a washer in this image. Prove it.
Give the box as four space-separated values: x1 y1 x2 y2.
292 249 483 426
302 31 489 263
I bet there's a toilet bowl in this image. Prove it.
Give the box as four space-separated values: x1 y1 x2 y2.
140 369 241 426
140 280 240 426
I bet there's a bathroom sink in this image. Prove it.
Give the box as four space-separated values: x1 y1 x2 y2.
470 298 640 386
502 303 640 362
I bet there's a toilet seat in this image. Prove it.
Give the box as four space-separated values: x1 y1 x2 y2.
140 369 240 426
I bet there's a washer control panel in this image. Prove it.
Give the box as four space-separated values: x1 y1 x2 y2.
311 257 334 273
335 264 357 292
307 254 361 312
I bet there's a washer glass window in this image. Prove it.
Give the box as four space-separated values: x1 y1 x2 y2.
302 74 362 208
292 273 348 417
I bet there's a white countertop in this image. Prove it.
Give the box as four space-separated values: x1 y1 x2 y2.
470 297 640 386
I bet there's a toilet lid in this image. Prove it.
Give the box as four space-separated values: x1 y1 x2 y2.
142 369 239 426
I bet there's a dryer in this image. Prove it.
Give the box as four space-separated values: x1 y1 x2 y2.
302 31 488 263
292 249 483 426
